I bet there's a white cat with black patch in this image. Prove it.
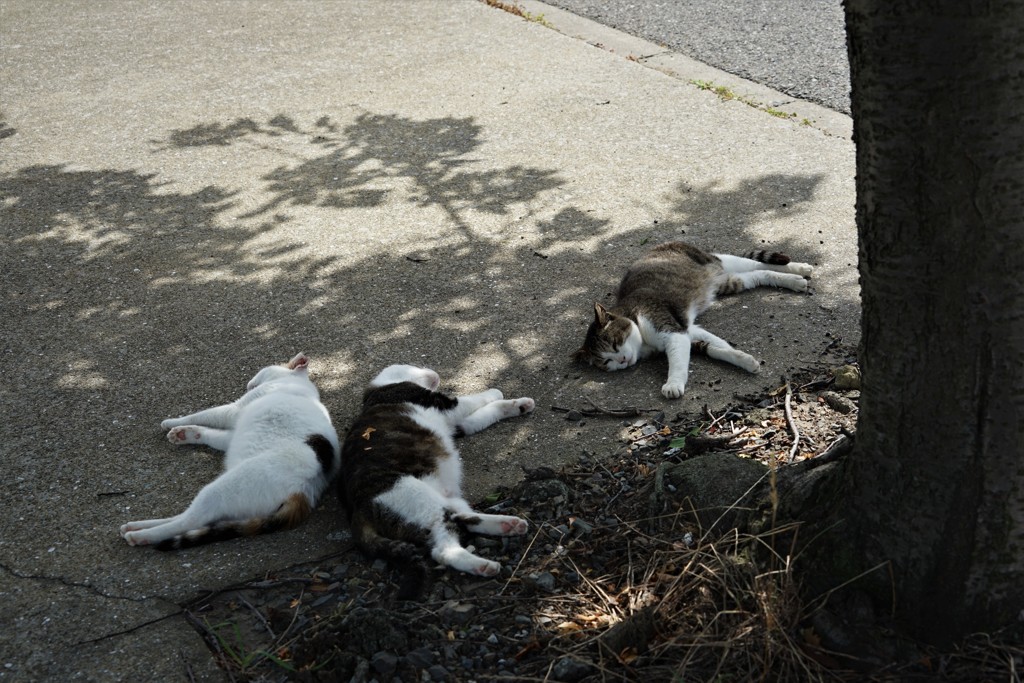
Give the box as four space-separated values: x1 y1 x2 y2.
338 365 534 598
120 352 340 550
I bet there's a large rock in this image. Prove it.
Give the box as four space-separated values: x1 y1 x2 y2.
654 453 769 533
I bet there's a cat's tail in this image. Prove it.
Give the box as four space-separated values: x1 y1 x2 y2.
356 527 430 600
743 250 791 265
154 493 313 551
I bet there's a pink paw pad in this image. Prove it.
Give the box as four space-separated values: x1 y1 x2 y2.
516 398 535 414
475 561 500 577
501 518 528 535
168 427 200 443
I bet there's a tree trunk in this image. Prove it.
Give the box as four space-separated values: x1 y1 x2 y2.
842 0 1024 645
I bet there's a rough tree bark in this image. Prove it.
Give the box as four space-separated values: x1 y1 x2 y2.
840 0 1024 645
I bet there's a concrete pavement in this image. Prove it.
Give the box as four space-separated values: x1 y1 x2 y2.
0 1 857 680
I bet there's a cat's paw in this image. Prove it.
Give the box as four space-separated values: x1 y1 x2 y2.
512 398 535 415
736 353 760 373
500 517 529 536
120 527 151 546
473 560 501 578
167 426 203 444
160 417 185 430
662 380 687 399
780 273 810 292
787 261 813 277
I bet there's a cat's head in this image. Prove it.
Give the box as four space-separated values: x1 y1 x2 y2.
369 364 441 391
246 352 310 390
573 303 642 372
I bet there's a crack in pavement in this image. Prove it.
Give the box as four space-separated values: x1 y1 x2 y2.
0 560 178 606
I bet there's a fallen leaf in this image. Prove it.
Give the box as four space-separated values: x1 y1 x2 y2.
361 427 376 440
556 621 583 634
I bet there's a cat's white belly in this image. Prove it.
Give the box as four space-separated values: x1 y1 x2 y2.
636 315 665 352
227 393 336 466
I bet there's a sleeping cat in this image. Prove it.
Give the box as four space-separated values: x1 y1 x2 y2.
120 352 340 550
338 364 533 598
574 241 812 399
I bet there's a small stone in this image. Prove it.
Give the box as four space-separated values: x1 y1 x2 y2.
833 364 861 390
370 651 398 676
569 517 594 536
349 657 370 683
552 656 593 682
821 391 855 414
534 571 556 592
439 601 477 626
487 633 499 645
406 646 434 669
549 524 570 540
427 665 449 681
743 407 773 425
565 410 583 422
311 593 334 608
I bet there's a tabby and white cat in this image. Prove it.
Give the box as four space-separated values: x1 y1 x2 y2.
574 241 812 399
120 352 340 550
338 365 533 598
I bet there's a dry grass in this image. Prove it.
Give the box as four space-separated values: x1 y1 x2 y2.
509 503 844 681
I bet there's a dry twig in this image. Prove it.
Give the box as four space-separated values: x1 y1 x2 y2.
784 378 801 463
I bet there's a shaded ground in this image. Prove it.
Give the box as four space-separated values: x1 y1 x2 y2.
164 351 1019 683
0 2 860 680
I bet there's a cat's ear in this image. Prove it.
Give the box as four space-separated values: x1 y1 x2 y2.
593 302 611 326
571 347 590 363
286 353 309 371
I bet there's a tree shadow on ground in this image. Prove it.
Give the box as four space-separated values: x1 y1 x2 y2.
157 112 564 237
662 173 826 255
0 109 851 587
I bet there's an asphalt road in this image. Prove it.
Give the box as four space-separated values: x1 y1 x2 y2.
542 0 851 114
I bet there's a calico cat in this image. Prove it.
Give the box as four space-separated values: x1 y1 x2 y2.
573 241 812 399
120 352 340 550
338 364 533 598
